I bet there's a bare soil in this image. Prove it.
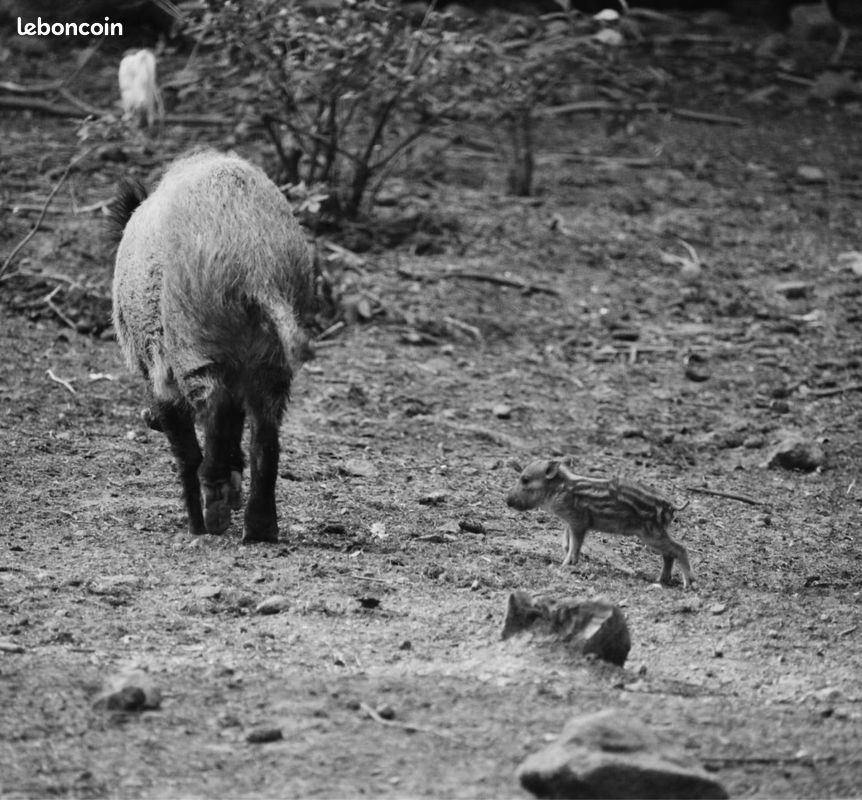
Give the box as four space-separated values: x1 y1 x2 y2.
1 16 861 799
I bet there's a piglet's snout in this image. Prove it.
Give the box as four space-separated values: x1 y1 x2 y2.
506 489 531 510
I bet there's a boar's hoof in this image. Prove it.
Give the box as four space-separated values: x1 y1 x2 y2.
202 481 233 535
141 407 163 432
241 516 278 544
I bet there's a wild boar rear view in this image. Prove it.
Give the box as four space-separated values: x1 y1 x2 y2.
108 150 313 543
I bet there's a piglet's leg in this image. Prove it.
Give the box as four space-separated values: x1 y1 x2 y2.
562 522 588 566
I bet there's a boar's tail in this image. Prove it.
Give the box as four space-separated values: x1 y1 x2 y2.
106 177 149 245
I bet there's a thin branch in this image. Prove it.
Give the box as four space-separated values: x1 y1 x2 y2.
397 267 560 296
683 486 766 506
46 369 77 395
358 702 465 744
0 147 93 280
809 382 862 398
670 107 746 127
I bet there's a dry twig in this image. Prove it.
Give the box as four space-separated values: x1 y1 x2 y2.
397 267 559 296
684 486 765 506
809 382 862 398
0 147 94 280
358 702 465 745
46 369 77 395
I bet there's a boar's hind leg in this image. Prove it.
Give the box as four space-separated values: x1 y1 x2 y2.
200 387 245 535
152 400 205 536
242 384 285 544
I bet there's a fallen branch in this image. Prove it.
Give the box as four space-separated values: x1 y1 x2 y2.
539 100 745 127
443 315 482 340
0 147 94 279
0 38 100 94
397 267 559 296
0 95 96 118
808 382 862 398
0 96 235 127
358 702 465 745
683 486 765 506
46 369 77 395
701 753 818 766
670 107 746 127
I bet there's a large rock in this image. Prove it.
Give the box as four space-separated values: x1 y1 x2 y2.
92 669 162 712
765 434 824 472
518 709 729 800
501 591 631 667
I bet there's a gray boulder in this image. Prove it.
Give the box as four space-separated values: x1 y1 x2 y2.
518 708 729 799
502 591 631 667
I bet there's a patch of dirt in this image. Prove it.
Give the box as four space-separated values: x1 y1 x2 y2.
2 16 862 800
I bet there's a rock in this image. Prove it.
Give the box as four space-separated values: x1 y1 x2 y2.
254 595 290 615
810 71 859 103
775 281 809 299
789 3 837 41
837 251 862 277
339 458 378 479
246 726 283 744
194 583 223 600
501 591 631 667
93 669 162 712
796 165 827 184
493 403 512 419
0 639 25 654
755 31 789 59
765 435 825 472
418 491 448 506
518 708 729 800
88 575 143 596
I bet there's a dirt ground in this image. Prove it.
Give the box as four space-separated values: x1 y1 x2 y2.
2 13 862 799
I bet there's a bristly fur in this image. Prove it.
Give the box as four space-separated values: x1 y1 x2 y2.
111 149 313 542
105 178 149 245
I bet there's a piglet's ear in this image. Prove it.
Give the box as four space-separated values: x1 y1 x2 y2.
544 461 559 480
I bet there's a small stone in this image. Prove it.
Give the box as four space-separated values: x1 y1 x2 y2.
376 704 396 720
458 518 486 534
339 459 378 478
398 640 412 651
254 595 290 615
93 670 162 712
493 403 512 419
194 584 223 600
775 281 809 299
809 71 858 103
246 726 283 744
502 591 631 667
812 686 842 704
709 603 727 615
765 435 825 472
418 491 447 506
837 251 862 277
796 165 826 183
88 575 143 596
0 639 25 654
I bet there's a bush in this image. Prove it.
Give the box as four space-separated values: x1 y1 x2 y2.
196 0 470 219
